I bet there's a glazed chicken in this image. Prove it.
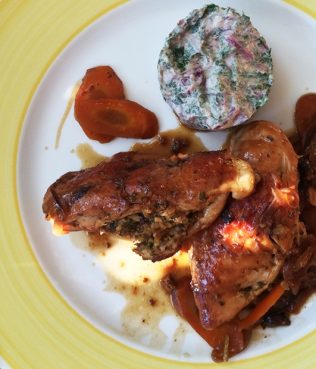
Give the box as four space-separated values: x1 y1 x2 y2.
190 121 300 329
43 151 254 261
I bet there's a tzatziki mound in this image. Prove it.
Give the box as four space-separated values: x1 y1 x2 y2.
158 4 273 131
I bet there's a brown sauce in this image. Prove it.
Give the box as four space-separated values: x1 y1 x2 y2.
75 143 107 168
70 228 192 352
294 93 316 147
293 93 316 235
105 271 173 348
130 125 207 156
99 242 191 351
161 273 249 362
87 232 113 250
55 83 80 149
76 126 206 171
301 204 316 234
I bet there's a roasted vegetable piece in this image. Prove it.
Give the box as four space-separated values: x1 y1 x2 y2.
75 66 159 140
76 66 125 100
168 276 250 362
80 125 113 143
238 283 285 329
74 66 125 142
75 98 159 139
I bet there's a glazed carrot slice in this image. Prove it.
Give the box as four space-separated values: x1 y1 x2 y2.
76 66 125 100
74 66 123 142
169 276 249 362
75 98 159 139
80 125 114 143
238 283 285 329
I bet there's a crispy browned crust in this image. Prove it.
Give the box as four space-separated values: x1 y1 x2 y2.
43 151 254 261
190 121 300 328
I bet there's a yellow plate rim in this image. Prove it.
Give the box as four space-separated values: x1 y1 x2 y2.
1 1 316 368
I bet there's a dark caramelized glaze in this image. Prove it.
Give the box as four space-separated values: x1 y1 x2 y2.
262 94 316 328
295 93 316 147
130 125 207 156
294 93 316 234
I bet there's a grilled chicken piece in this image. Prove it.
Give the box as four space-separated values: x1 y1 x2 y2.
190 121 299 329
43 151 254 261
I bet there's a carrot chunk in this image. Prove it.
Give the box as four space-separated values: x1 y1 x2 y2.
76 66 125 100
74 66 159 141
75 98 158 139
80 125 114 143
238 283 285 329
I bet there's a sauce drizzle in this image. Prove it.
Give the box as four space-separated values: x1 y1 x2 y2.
55 83 80 149
75 143 107 168
131 125 207 156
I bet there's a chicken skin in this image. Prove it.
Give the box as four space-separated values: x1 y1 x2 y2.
190 121 299 329
43 151 254 261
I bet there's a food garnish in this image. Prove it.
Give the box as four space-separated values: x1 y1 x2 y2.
158 4 273 131
74 66 158 142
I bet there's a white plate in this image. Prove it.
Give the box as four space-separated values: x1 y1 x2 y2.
17 0 316 363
